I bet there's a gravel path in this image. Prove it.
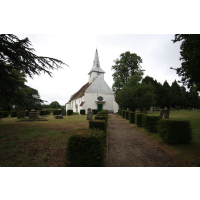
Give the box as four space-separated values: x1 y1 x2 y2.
107 114 180 167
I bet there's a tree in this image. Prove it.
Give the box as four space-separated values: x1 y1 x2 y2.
50 101 61 108
111 51 144 92
115 75 156 111
172 34 200 91
0 34 67 107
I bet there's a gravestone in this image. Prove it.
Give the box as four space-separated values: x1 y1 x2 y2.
29 112 39 120
55 115 63 119
16 106 25 119
62 110 66 116
149 106 153 114
159 109 165 119
153 107 156 111
86 108 93 120
164 109 170 119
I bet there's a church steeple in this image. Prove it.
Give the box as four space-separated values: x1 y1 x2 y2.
88 49 105 83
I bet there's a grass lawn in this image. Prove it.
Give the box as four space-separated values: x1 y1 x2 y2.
0 114 91 167
131 110 200 167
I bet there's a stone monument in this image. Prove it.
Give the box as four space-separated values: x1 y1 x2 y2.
87 108 93 120
164 109 170 119
149 106 153 114
159 109 165 119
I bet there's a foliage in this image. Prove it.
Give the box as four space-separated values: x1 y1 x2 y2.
10 111 17 117
92 109 98 115
172 34 200 91
129 112 135 124
122 110 126 118
67 110 73 116
95 115 108 128
116 75 156 111
80 110 85 115
0 111 9 117
112 51 144 92
53 110 62 115
135 113 146 126
0 34 67 110
89 120 107 132
143 116 160 132
65 128 107 167
125 111 129 120
50 101 61 109
25 111 29 117
158 119 192 144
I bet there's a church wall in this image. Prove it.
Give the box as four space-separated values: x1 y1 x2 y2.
82 92 115 114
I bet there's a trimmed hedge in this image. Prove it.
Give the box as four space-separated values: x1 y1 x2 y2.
158 119 192 144
0 111 9 117
25 111 29 117
66 128 107 167
129 112 135 124
10 111 17 117
135 113 146 126
92 109 98 115
143 116 160 133
89 120 107 133
53 110 59 115
67 110 73 116
39 110 46 116
122 110 126 118
125 111 129 120
80 110 85 115
95 115 108 128
118 109 122 116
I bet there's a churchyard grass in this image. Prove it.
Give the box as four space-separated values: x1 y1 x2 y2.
132 110 200 166
0 114 94 167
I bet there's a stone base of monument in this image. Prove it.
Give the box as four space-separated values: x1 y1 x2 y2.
29 112 39 120
55 115 63 119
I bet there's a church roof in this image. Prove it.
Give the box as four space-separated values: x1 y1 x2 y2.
88 49 105 74
86 73 114 94
70 82 91 101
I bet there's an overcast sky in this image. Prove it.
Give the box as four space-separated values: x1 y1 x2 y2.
16 34 182 106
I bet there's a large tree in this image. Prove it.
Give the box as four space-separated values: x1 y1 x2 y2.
111 51 144 92
50 101 61 108
172 34 200 91
0 34 67 107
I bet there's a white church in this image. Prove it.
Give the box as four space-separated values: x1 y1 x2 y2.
66 49 119 114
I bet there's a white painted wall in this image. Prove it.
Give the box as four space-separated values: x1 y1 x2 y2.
113 100 119 113
82 92 117 114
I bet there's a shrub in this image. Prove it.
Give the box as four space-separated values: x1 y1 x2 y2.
67 110 73 116
129 112 135 124
118 109 122 116
80 110 85 115
92 109 98 115
89 120 107 132
135 113 146 126
125 111 129 120
0 111 9 117
66 128 107 167
39 110 46 116
10 111 17 117
143 116 160 132
122 110 126 118
53 110 59 115
95 116 108 127
158 119 192 144
25 111 29 117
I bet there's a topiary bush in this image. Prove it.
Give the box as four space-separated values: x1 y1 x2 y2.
65 128 107 167
158 119 192 144
135 113 146 126
25 111 29 117
143 116 160 132
125 111 129 120
10 111 17 117
118 109 122 116
39 110 46 116
92 109 98 115
67 110 73 116
129 112 135 124
80 109 85 115
95 115 108 128
0 111 9 117
89 120 107 133
122 110 126 118
53 110 59 115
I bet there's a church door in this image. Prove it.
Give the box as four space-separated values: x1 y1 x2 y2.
97 104 103 112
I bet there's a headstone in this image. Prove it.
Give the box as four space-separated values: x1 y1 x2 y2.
16 106 25 119
86 108 93 120
127 108 129 111
29 112 39 120
178 106 180 111
62 110 66 116
153 107 156 111
164 109 170 119
159 109 165 119
149 106 153 114
55 115 63 119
